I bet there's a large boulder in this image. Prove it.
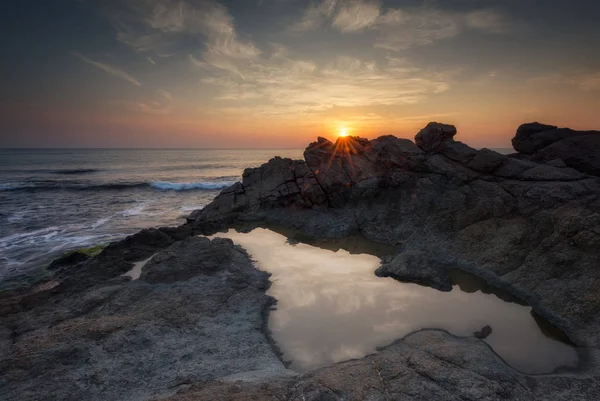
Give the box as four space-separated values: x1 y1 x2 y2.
415 122 457 152
442 141 478 164
47 251 89 271
467 148 506 173
375 251 453 291
512 122 598 154
532 134 600 176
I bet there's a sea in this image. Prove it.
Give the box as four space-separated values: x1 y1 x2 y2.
0 148 303 282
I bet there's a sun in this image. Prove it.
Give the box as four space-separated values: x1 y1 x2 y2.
338 127 349 138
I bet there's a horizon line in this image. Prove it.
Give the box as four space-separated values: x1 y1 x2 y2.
0 147 308 150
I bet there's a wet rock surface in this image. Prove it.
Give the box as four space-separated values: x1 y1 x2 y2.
0 237 288 401
375 251 453 291
160 330 600 401
2 121 600 400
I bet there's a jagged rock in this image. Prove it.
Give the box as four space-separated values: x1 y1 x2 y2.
474 325 493 339
415 122 458 152
467 148 506 173
142 237 236 283
423 154 480 182
512 122 559 153
103 227 177 261
188 121 600 353
511 123 600 176
375 251 453 291
533 134 600 176
512 122 598 154
196 157 328 228
520 165 583 181
369 135 425 170
546 158 567 168
164 330 600 401
47 251 89 271
493 157 536 178
442 140 478 163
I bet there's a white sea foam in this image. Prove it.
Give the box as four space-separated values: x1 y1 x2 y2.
150 181 235 191
0 182 32 191
118 203 147 217
44 234 118 258
91 216 111 229
0 227 61 247
179 205 201 212
1 180 237 192
7 212 27 223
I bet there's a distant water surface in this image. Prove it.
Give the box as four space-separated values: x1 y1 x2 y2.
0 148 302 282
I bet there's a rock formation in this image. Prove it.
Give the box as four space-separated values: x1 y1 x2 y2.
2 122 600 400
0 237 289 400
189 122 600 347
512 122 600 176
474 325 493 339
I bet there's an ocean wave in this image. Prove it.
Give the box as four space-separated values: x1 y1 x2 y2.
0 226 62 248
157 163 237 171
150 181 236 191
118 203 147 217
52 168 102 175
0 181 142 191
91 216 111 229
92 183 148 190
7 212 27 223
0 180 236 192
0 182 36 191
179 205 201 212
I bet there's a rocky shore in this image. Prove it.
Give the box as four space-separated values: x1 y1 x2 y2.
1 122 600 400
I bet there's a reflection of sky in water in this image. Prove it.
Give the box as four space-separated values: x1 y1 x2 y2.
214 228 578 374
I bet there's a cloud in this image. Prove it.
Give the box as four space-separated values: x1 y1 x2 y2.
531 70 600 91
373 7 508 51
200 52 452 118
374 8 460 51
294 0 380 33
464 10 508 34
158 89 173 100
292 2 507 49
74 53 141 86
120 89 173 115
110 0 260 79
333 1 380 33
96 1 474 122
293 0 338 31
115 29 170 52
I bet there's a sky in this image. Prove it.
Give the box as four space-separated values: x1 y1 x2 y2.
1 0 600 148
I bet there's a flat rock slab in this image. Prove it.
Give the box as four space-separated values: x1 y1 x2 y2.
0 237 287 401
161 330 600 401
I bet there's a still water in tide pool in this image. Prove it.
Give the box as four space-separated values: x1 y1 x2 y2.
214 228 578 374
